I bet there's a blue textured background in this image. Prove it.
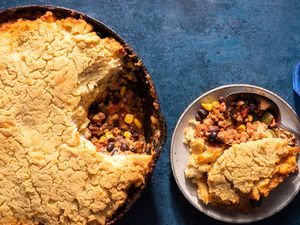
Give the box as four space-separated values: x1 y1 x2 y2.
2 1 300 225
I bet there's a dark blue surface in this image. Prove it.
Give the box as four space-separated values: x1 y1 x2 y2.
2 1 300 224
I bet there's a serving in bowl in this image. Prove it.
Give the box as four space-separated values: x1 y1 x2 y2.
0 5 166 225
171 84 300 223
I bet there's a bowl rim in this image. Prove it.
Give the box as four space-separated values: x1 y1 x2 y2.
171 83 300 223
0 5 167 225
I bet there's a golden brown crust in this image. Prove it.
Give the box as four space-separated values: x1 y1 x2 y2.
0 12 153 224
207 138 297 206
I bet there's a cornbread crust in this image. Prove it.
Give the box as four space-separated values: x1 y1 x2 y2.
207 138 297 207
0 12 153 225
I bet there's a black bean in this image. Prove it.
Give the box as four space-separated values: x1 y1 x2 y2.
208 131 218 142
249 103 257 111
108 137 115 142
218 96 225 103
198 108 209 118
113 120 119 127
120 143 129 151
195 114 202 121
131 130 139 140
107 142 114 152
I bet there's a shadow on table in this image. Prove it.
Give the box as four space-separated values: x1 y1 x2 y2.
169 173 300 225
115 180 160 225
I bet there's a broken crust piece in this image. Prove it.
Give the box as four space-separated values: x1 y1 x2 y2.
0 12 153 225
207 138 298 208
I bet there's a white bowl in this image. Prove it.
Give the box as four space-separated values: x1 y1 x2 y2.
171 84 300 223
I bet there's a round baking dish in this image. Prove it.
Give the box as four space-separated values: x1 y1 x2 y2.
171 84 300 223
0 5 167 225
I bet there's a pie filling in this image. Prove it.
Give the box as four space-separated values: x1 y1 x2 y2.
189 96 295 148
85 61 151 155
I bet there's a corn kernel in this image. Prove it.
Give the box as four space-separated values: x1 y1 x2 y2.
124 131 132 139
247 115 253 122
124 114 134 124
120 86 126 97
237 124 246 132
150 116 158 124
99 135 106 142
212 101 219 108
201 103 213 111
105 132 114 139
134 118 143 128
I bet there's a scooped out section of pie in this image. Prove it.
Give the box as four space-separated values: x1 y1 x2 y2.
84 60 153 156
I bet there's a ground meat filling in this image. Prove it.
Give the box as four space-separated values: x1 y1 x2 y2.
85 72 149 155
194 97 295 147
